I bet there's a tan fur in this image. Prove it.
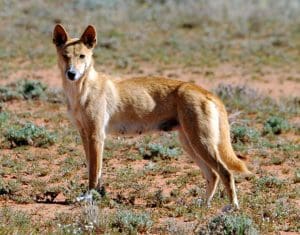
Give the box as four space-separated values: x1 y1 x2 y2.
53 24 250 209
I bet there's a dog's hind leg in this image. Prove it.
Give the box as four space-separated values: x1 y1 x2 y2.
177 98 239 209
179 131 219 206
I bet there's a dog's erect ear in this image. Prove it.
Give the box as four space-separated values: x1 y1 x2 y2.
53 24 69 47
80 25 97 48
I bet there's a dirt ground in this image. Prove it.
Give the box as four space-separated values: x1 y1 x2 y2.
1 61 299 234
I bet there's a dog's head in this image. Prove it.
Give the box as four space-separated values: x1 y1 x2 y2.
53 24 97 82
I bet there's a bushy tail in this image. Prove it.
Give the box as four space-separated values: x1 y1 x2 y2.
218 143 251 174
217 101 251 174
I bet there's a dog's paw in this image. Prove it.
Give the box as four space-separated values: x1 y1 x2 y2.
76 189 102 202
76 191 93 202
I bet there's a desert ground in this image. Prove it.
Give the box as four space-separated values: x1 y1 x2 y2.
0 1 299 234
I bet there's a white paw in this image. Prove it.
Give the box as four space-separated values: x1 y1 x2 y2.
76 192 93 202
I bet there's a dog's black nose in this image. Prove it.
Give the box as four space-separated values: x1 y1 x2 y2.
67 71 76 80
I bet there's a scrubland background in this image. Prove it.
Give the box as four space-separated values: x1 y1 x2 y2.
0 1 299 234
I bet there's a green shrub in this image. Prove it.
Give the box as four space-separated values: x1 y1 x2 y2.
231 125 259 143
5 122 56 147
111 209 153 234
16 80 47 99
0 112 9 127
256 176 285 191
199 214 259 235
0 80 47 102
139 143 182 160
263 116 289 135
0 87 22 101
0 207 32 233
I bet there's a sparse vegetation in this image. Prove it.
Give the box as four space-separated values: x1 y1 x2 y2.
0 0 299 234
263 116 290 135
0 80 47 101
231 125 259 144
111 209 153 234
139 142 182 160
199 213 259 235
4 122 56 147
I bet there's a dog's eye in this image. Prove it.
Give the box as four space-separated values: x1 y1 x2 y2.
79 54 85 59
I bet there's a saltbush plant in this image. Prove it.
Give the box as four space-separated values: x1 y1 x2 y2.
263 116 289 135
5 122 56 147
0 80 47 102
111 209 153 234
139 143 182 160
231 125 259 143
199 213 259 235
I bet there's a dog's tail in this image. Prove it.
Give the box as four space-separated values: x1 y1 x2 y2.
217 103 251 174
218 142 251 174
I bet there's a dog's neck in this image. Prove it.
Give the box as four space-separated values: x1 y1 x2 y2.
62 63 99 111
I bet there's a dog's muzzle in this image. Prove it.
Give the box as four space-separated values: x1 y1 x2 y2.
66 70 77 81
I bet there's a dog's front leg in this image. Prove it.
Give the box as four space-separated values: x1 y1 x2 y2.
88 131 105 189
78 126 90 166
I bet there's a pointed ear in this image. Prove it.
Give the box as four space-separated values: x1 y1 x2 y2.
80 25 97 48
53 24 69 47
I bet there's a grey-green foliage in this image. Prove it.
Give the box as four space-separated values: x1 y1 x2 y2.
231 125 259 143
0 87 22 101
263 116 289 135
139 143 182 160
0 112 9 127
16 80 47 99
199 214 259 235
111 209 153 234
0 80 47 102
0 207 32 233
5 122 56 147
256 176 285 191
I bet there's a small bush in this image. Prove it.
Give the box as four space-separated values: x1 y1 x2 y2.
263 116 289 135
16 80 47 99
256 176 285 191
231 125 259 143
0 87 22 101
198 213 259 235
0 207 32 232
5 122 56 147
0 80 47 102
0 112 9 127
111 209 153 234
139 143 182 160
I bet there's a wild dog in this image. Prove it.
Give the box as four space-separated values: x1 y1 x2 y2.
53 24 250 209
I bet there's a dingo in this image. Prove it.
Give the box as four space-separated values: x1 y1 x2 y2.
53 24 250 209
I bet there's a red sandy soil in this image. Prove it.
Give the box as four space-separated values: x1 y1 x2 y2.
0 63 299 232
